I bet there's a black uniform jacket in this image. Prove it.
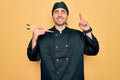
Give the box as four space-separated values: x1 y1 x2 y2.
27 27 99 80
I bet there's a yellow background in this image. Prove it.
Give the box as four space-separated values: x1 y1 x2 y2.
0 0 120 80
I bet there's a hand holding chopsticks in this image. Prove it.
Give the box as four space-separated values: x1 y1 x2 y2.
26 24 54 33
26 24 54 47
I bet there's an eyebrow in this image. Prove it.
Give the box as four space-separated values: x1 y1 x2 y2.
54 9 67 13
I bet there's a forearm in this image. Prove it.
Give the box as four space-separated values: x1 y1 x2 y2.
32 32 39 49
27 27 45 61
86 32 92 39
27 40 41 61
84 34 99 55
32 38 37 49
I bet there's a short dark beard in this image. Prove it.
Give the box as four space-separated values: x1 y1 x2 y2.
55 22 66 26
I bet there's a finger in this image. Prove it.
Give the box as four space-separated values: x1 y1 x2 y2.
35 26 43 30
79 13 84 21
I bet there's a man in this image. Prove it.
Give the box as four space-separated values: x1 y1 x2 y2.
27 1 99 80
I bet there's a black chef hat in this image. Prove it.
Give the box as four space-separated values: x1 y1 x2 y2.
52 2 69 15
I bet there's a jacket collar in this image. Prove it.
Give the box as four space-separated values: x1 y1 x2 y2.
50 26 70 34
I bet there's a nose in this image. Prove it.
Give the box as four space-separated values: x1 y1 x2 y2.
58 12 62 17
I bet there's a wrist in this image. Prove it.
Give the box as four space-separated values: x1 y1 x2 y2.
32 38 37 49
86 32 92 39
32 34 39 41
83 27 92 34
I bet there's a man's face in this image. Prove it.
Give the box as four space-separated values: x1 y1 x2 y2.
52 8 68 26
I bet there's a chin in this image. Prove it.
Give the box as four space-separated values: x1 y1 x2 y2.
56 23 65 26
55 22 66 26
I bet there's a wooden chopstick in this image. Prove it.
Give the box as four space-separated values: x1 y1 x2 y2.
26 24 54 33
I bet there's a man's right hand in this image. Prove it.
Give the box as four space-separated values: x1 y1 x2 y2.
32 27 46 49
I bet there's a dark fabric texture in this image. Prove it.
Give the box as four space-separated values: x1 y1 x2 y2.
52 2 69 15
27 27 99 80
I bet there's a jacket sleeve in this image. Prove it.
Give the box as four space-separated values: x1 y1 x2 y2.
84 33 99 55
27 40 41 61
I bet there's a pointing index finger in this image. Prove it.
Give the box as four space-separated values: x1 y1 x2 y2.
79 13 84 21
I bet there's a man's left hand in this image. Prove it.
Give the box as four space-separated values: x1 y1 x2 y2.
79 13 91 31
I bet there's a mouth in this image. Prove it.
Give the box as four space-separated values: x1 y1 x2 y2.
57 18 64 22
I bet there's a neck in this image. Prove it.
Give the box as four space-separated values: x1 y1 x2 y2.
55 25 66 33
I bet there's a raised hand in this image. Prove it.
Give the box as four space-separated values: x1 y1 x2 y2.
79 13 90 31
32 27 46 41
31 26 46 49
79 13 92 39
